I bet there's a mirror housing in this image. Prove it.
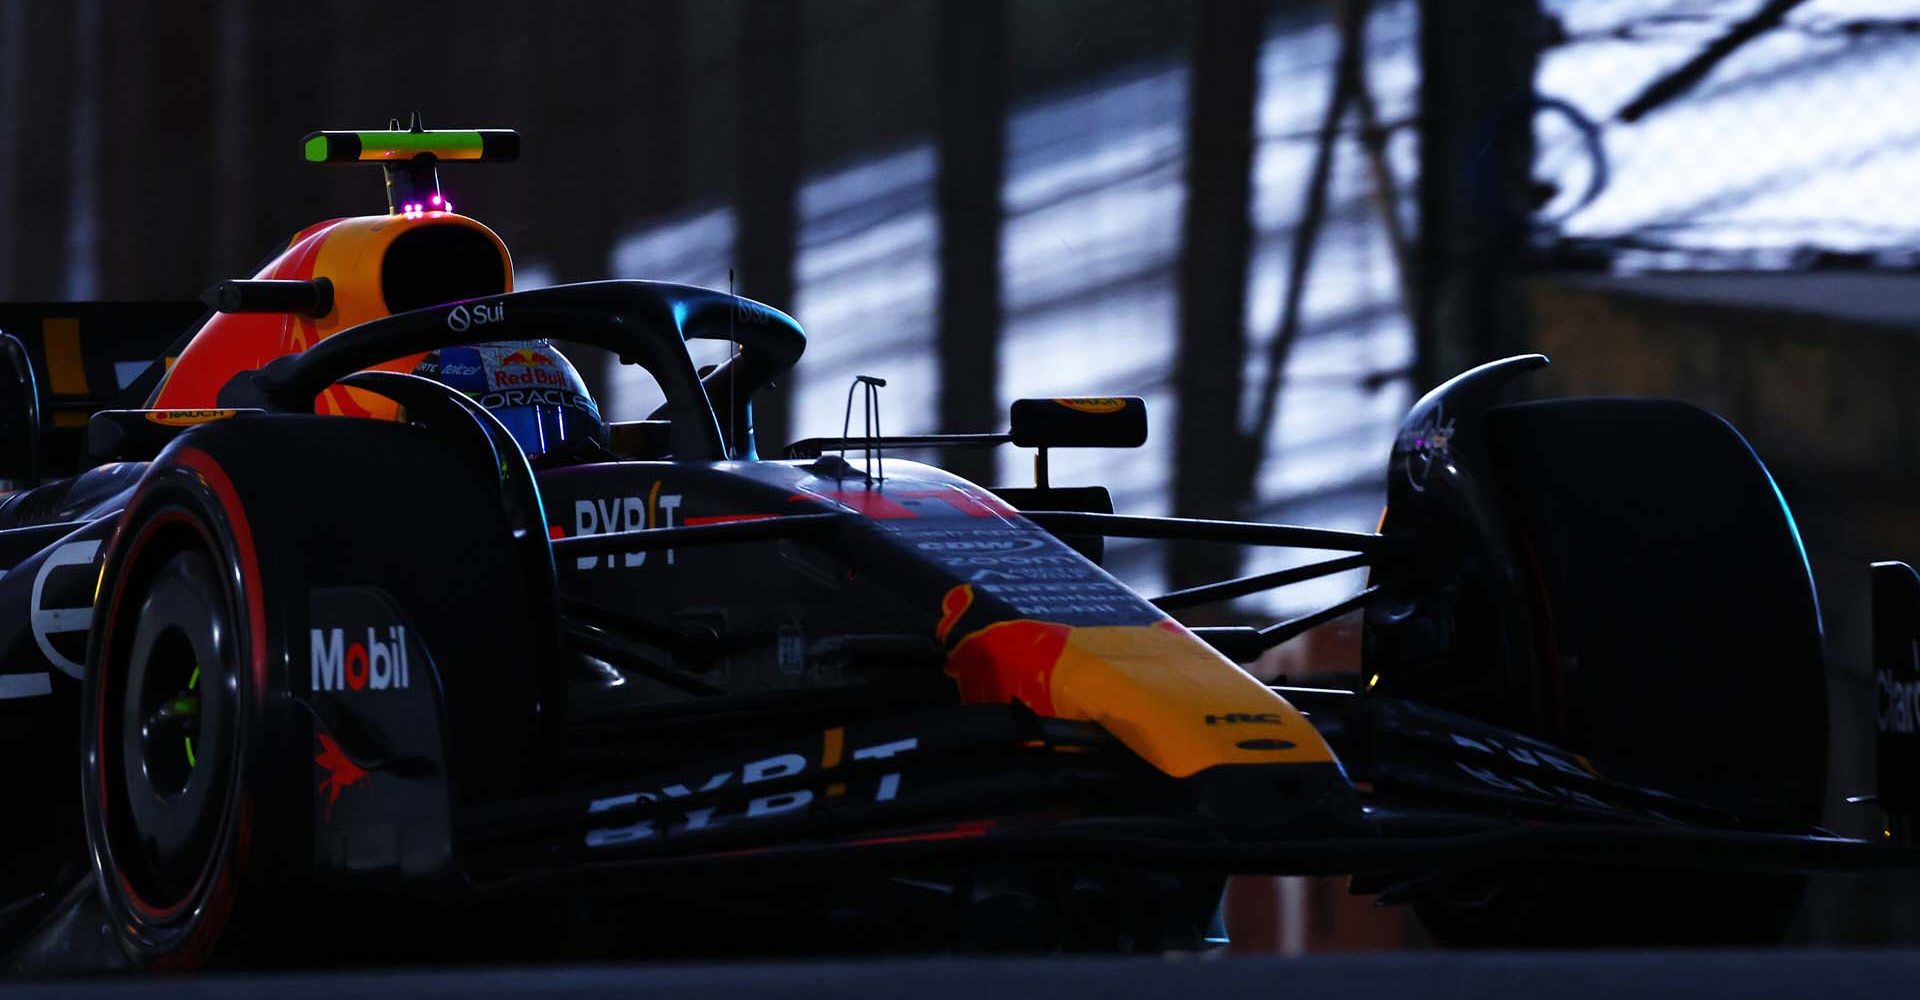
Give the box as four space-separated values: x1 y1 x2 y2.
1008 396 1147 450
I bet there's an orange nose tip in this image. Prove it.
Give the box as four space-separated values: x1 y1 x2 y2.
945 617 1343 779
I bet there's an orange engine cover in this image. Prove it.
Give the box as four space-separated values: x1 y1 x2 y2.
150 212 514 418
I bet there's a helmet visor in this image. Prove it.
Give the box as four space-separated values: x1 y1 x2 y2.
476 386 605 458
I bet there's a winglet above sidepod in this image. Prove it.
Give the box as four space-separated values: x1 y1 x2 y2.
1008 396 1148 450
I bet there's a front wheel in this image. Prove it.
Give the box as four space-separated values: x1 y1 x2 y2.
82 453 278 967
1410 398 1825 947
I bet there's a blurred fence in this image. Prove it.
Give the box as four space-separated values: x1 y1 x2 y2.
1535 0 1920 271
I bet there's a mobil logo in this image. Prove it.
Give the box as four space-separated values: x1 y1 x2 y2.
311 625 411 692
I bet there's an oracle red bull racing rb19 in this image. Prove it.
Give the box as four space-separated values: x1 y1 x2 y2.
4 124 1920 970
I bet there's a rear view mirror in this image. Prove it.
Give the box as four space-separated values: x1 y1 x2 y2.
0 332 41 488
1008 396 1147 450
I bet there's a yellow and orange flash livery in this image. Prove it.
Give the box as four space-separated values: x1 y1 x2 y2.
798 466 1342 784
939 585 1337 778
149 211 513 418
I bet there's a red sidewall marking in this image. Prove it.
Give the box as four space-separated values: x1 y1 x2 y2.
98 509 204 924
98 447 268 962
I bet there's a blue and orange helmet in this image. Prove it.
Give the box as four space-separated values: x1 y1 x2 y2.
154 121 609 465
412 340 606 460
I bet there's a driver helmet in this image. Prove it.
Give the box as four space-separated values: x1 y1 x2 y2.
411 339 608 461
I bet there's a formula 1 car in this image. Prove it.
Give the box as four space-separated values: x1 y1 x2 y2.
2 124 1918 971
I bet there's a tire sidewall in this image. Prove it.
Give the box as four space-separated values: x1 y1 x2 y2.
82 450 283 968
1411 398 1825 946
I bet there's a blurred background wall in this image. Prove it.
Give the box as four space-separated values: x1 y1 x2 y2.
2 0 1919 950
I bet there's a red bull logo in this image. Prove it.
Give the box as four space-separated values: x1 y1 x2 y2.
935 584 975 642
945 618 1072 715
315 733 369 821
491 346 566 389
498 347 555 367
939 584 1073 713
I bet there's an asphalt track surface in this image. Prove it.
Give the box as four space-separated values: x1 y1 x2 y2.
4 951 1920 1000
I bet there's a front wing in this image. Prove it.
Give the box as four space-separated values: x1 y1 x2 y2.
364 698 1920 895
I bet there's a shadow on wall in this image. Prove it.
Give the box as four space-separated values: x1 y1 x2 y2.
601 3 1420 620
